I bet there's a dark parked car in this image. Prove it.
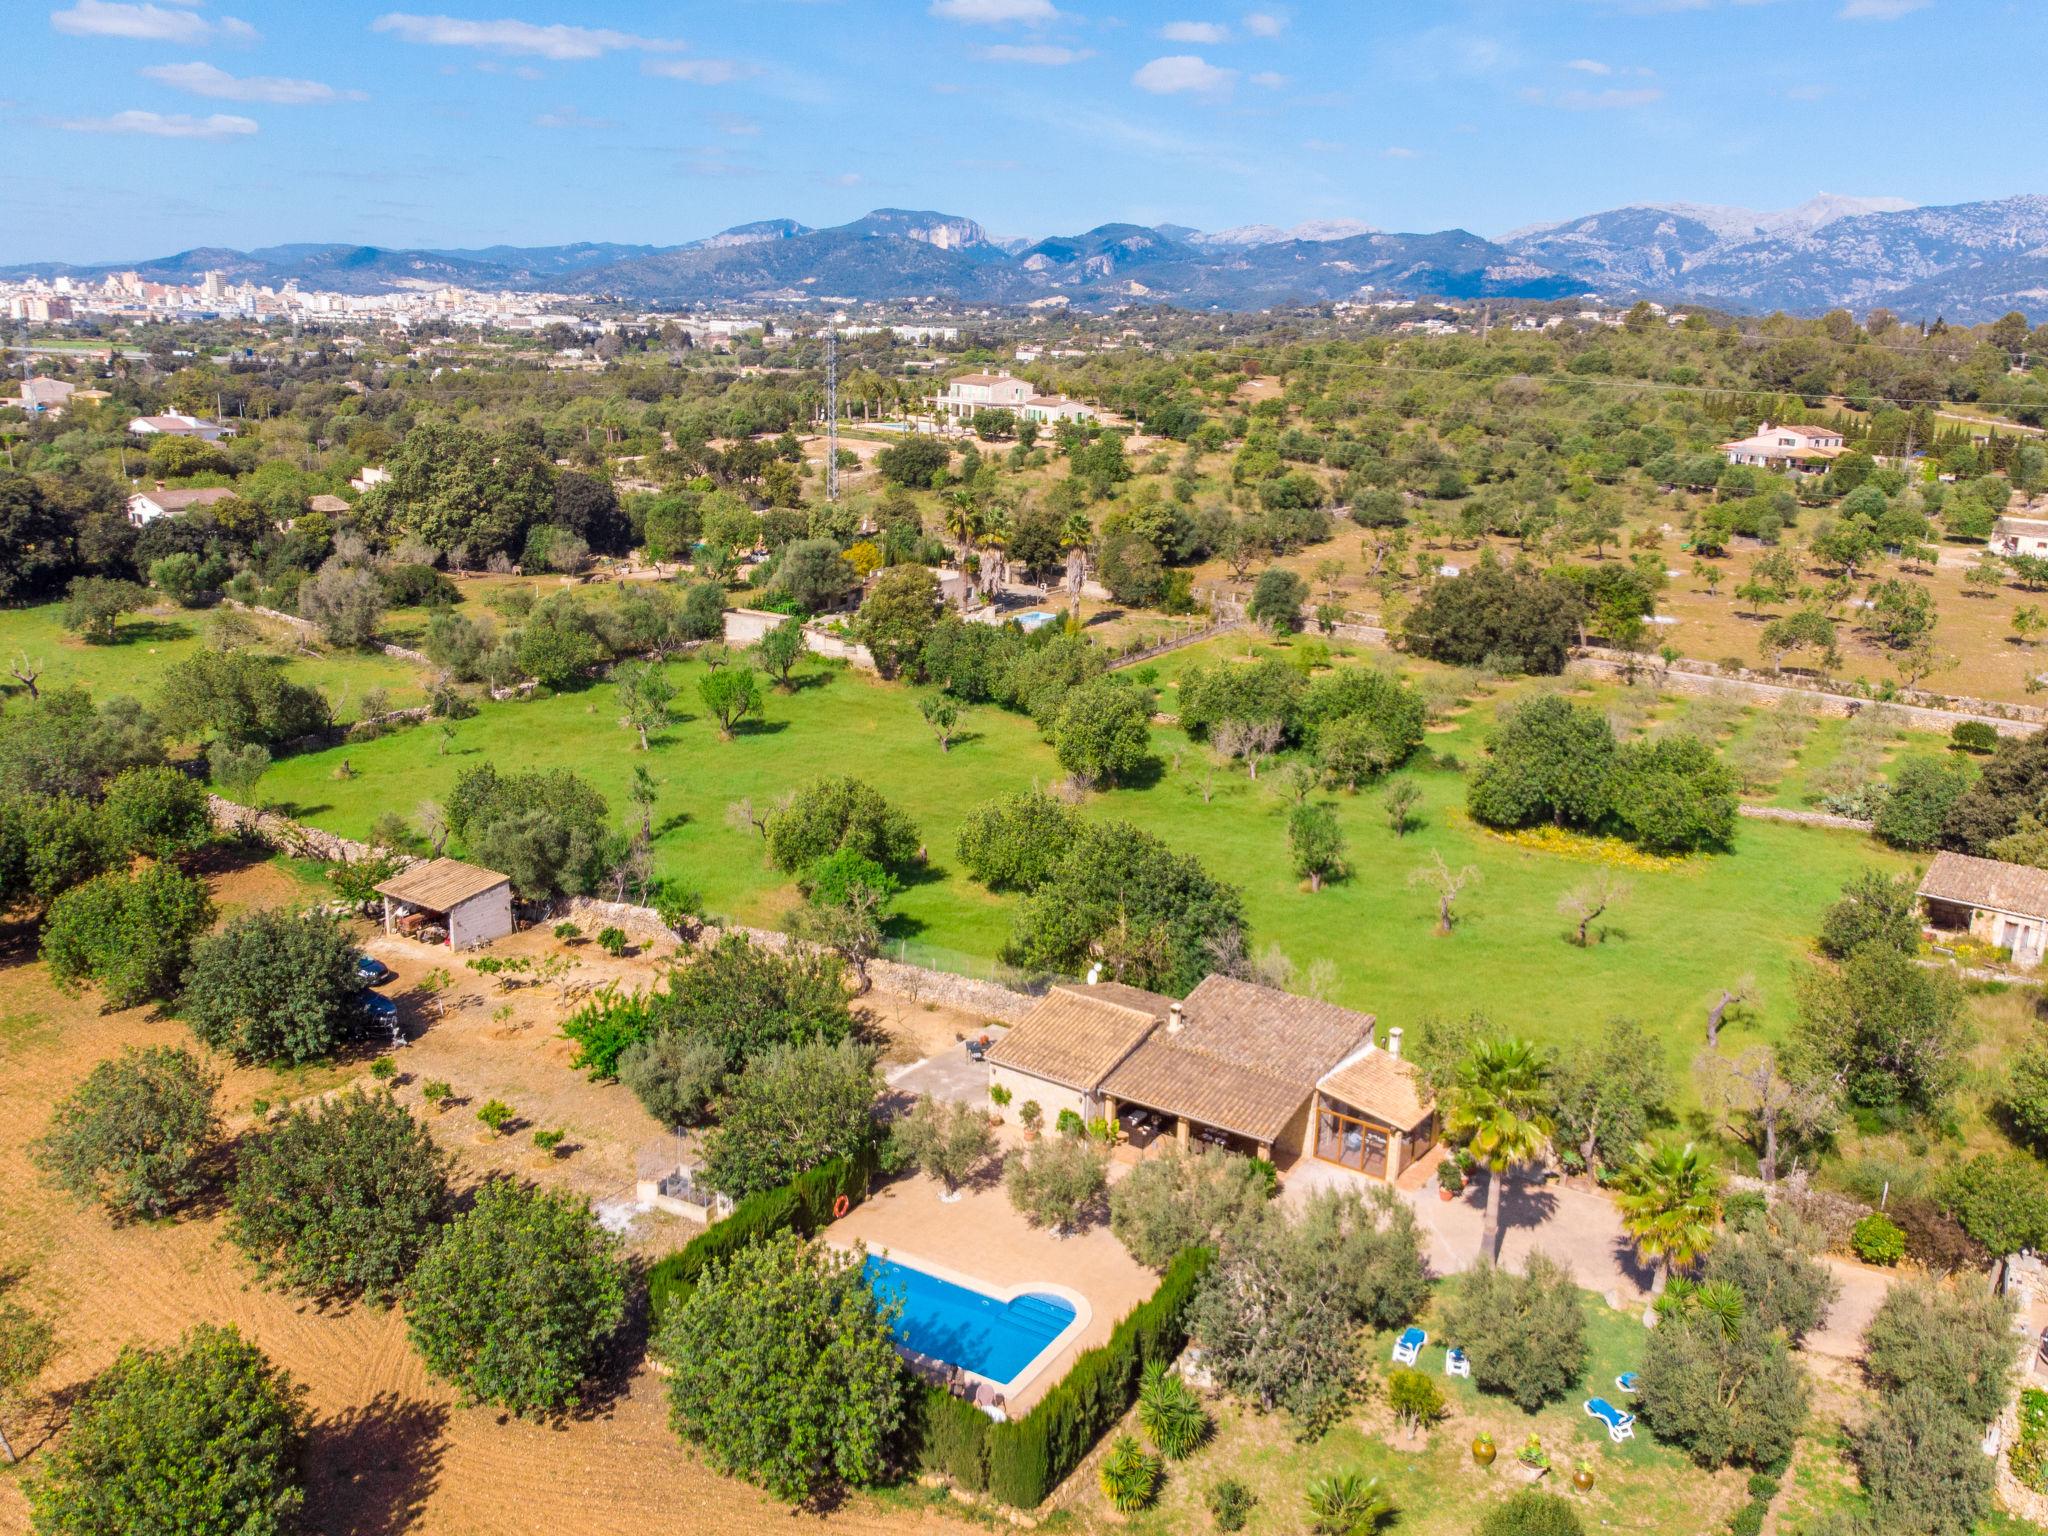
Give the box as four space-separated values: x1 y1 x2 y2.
354 953 395 987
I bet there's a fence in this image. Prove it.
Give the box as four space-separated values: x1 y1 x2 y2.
1107 619 1244 670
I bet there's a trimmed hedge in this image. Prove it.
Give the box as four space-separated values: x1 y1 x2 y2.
646 1148 875 1326
910 1245 1213 1508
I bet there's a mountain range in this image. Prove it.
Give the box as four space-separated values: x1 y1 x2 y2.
10 194 2048 321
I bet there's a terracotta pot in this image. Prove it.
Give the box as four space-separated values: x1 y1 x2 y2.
1439 1186 1457 1202
1472 1439 1496 1467
1572 1469 1595 1492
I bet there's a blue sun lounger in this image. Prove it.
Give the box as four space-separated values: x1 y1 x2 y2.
1585 1397 1635 1443
1391 1326 1426 1366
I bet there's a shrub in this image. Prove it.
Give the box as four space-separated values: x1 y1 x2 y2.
1136 1361 1210 1458
228 1089 451 1303
41 864 213 1008
24 1325 308 1536
560 982 660 1078
1109 1144 1272 1269
1851 1212 1906 1266
32 1045 221 1220
957 789 1081 892
1700 1223 1838 1343
1940 1152 2048 1258
1005 1134 1109 1232
1951 721 1999 754
404 1181 629 1413
1247 567 1309 634
1816 870 1921 960
1439 1255 1587 1412
1098 1433 1162 1512
1862 1280 2017 1429
1875 754 1973 850
894 1094 997 1196
1208 1478 1256 1531
1476 1490 1587 1536
596 925 627 956
1386 1366 1446 1429
657 1231 904 1503
2009 1387 2048 1493
1304 1470 1392 1534
182 907 363 1064
1855 1385 1992 1536
766 774 919 875
1636 1312 1807 1469
618 1028 727 1127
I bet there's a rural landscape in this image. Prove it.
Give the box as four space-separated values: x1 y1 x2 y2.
10 3 2048 1536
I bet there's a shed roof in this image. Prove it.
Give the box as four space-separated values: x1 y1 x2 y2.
1318 1048 1435 1131
373 857 509 911
1918 850 2048 923
982 983 1165 1091
1102 1038 1308 1144
307 493 350 513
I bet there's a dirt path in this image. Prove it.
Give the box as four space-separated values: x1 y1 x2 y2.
0 904 975 1535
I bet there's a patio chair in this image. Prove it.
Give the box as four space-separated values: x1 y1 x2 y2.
964 1038 987 1062
1445 1347 1470 1378
1584 1397 1636 1443
1391 1326 1426 1366
1615 1372 1639 1395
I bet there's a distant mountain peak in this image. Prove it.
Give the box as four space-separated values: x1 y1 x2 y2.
1190 218 1378 248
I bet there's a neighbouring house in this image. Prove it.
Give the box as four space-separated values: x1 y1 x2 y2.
127 411 236 441
350 466 390 492
373 858 514 951
984 974 1437 1179
306 493 351 515
936 369 1096 429
125 485 236 526
1917 850 2048 968
1718 421 1846 470
1995 516 2048 559
11 377 76 416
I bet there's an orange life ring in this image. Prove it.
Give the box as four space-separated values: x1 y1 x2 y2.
832 1194 851 1219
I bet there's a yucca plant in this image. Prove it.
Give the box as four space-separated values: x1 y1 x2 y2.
1306 1470 1394 1535
1136 1362 1211 1459
1099 1433 1162 1513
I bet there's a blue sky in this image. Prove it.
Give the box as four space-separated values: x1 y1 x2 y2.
3 0 2041 265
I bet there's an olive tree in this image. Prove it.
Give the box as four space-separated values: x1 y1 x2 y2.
32 1046 221 1220
182 907 364 1063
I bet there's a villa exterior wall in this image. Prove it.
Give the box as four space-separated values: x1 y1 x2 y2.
989 1064 1091 1128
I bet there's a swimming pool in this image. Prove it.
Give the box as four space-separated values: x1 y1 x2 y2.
864 1254 1078 1389
1013 609 1057 632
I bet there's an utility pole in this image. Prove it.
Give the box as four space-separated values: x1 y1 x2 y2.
825 329 840 503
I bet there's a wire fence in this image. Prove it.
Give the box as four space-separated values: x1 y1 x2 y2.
885 937 1070 996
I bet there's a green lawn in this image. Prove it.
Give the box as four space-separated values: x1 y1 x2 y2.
0 600 429 725
231 637 1915 1087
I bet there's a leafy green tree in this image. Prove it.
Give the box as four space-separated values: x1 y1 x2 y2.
61 577 150 644
1053 677 1152 787
206 738 270 810
182 907 363 1063
875 435 949 488
2 794 112 910
658 1232 905 1504
1288 801 1347 892
97 764 210 860
1466 695 1616 832
1940 729 2048 854
1613 1141 1723 1298
1699 1218 1837 1344
1875 755 1974 851
1108 1144 1272 1269
774 539 855 615
697 666 763 738
0 687 165 801
1636 1308 1807 1469
618 1029 729 1128
1005 1134 1110 1233
297 561 386 648
652 931 855 1067
1402 557 1587 674
1246 567 1309 634
1440 1253 1586 1411
614 660 677 749
1862 1280 2016 1429
766 774 919 874
381 419 556 557
157 649 330 745
1817 870 1921 959
405 1181 629 1414
0 1292 56 1465
755 618 807 689
1445 1038 1555 1263
24 1324 308 1536
1549 1016 1670 1176
41 863 213 1008
1939 1153 2048 1259
854 564 940 678
892 1094 996 1195
445 762 611 899
32 1045 221 1221
700 1039 880 1200
229 1090 451 1303
956 789 1081 892
1794 945 1965 1112
1854 1386 1992 1536
2003 1040 2048 1149
1610 734 1738 853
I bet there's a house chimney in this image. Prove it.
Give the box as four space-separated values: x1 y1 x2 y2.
1168 1002 1184 1034
1387 1027 1403 1059
1086 962 1102 985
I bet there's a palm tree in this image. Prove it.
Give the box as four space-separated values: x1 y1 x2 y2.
1613 1140 1724 1308
942 492 982 559
1444 1038 1555 1265
1059 511 1094 620
1305 1471 1394 1535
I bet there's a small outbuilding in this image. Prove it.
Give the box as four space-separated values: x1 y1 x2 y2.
1917 850 2048 968
373 858 514 950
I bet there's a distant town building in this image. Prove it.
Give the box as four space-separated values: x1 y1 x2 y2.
128 411 236 441
127 485 236 526
936 369 1096 428
1717 421 1845 470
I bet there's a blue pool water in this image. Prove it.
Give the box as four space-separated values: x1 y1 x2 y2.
1014 610 1057 632
864 1255 1075 1385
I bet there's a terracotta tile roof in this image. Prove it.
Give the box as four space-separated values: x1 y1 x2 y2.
1318 1047 1435 1130
983 983 1164 1091
1177 974 1376 1089
307 494 350 513
1996 516 2048 536
1102 1038 1308 1144
373 857 509 912
136 487 235 512
1918 850 2048 922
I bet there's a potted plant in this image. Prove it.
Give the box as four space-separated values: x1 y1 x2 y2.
1438 1159 1465 1202
988 1082 1012 1124
1572 1459 1595 1492
1471 1430 1496 1467
1019 1100 1043 1140
1517 1436 1550 1480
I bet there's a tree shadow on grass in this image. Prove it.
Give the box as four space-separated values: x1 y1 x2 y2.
731 718 790 737
306 1393 449 1536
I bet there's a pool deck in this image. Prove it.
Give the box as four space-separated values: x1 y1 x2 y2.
829 1168 1158 1415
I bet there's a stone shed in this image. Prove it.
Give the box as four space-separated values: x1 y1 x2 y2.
374 858 514 950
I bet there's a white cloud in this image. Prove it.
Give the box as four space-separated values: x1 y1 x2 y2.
928 0 1059 22
533 105 610 128
1382 145 1418 158
1565 57 1612 74
644 57 751 84
369 14 684 60
820 170 863 186
1838 0 1927 17
140 61 364 104
51 1 256 43
975 43 1092 63
1133 53 1234 94
1249 69 1286 87
1523 84 1664 109
59 108 257 137
1241 10 1285 36
1161 20 1228 42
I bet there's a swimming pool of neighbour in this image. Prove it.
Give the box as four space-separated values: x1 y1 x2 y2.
864 1254 1078 1387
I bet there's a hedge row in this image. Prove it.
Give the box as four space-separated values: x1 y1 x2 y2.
910 1245 1213 1508
645 1148 876 1327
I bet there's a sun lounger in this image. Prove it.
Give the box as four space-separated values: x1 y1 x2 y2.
1392 1326 1426 1366
1615 1372 1639 1394
1445 1346 1470 1378
1585 1397 1635 1442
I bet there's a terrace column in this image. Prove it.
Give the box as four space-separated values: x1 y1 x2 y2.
1256 1142 1272 1162
1103 1094 1118 1128
1177 1116 1190 1151
1386 1125 1406 1183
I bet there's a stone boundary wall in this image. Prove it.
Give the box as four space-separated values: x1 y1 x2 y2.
1737 805 1875 832
222 598 432 666
722 608 876 672
561 895 1039 1022
1108 621 1243 670
204 794 407 868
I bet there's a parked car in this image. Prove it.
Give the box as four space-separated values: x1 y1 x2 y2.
354 953 395 987
359 989 400 1028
